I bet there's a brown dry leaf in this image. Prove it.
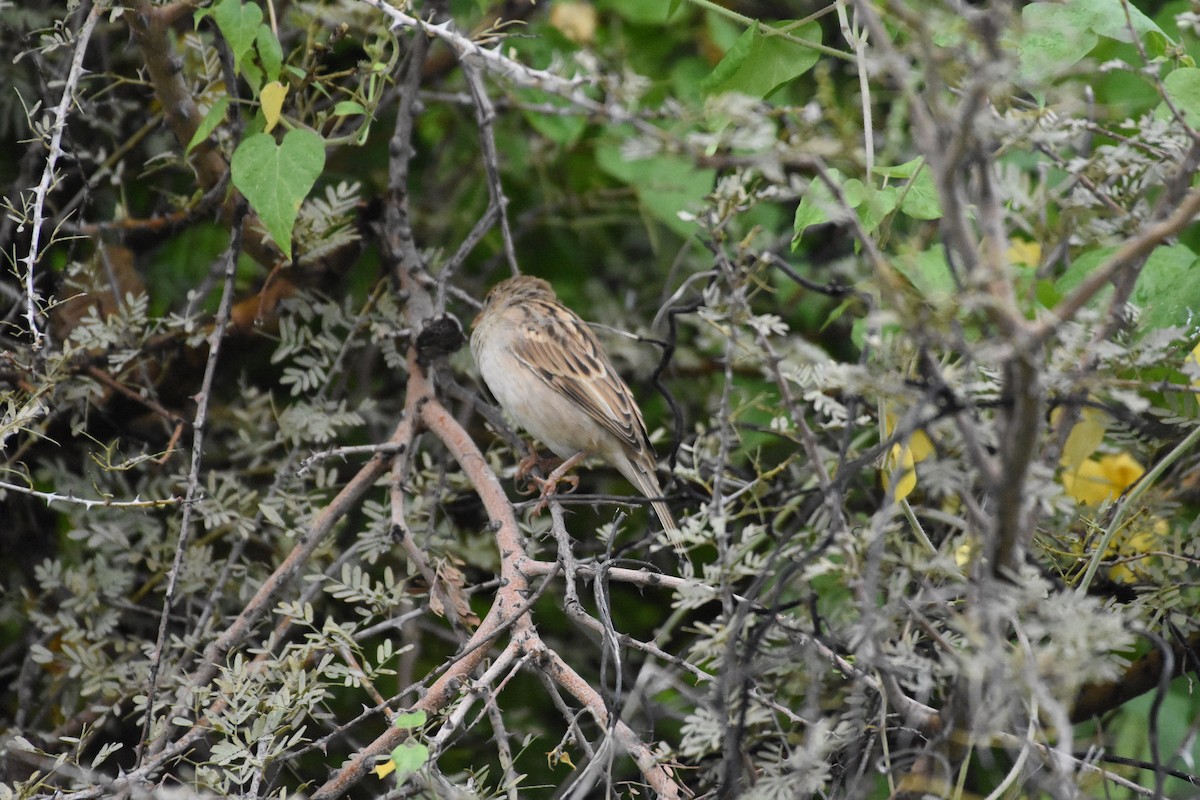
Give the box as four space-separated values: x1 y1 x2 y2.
434 559 480 627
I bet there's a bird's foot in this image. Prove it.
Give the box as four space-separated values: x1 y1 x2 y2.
515 451 562 495
526 450 588 514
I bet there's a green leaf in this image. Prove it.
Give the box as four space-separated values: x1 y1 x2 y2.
1016 5 1098 86
187 97 230 154
145 223 232 315
230 129 326 260
895 168 940 220
1046 243 1200 333
875 158 941 220
599 0 672 25
517 89 586 147
792 197 830 242
595 142 715 237
792 172 844 247
1016 0 1169 88
843 180 897 234
241 59 264 95
1034 278 1061 311
212 0 262 73
704 10 743 54
389 741 429 781
872 159 923 179
255 23 283 83
1131 244 1200 331
795 169 918 244
259 501 286 528
1162 68 1200 128
1081 0 1162 43
332 101 367 116
893 244 957 301
393 710 426 729
702 21 822 99
1055 246 1115 298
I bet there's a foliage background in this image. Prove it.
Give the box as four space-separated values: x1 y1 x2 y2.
3 0 1200 797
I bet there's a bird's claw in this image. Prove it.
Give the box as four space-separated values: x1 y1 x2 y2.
515 451 562 495
515 450 588 513
529 472 580 515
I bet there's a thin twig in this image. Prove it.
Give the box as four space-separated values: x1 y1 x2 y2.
22 1 106 350
135 197 247 768
461 59 520 276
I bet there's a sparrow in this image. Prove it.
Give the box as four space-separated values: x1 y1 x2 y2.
470 275 680 546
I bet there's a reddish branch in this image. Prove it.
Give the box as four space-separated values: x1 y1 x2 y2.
309 393 685 799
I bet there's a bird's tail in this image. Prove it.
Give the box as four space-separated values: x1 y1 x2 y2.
624 459 687 558
651 499 688 558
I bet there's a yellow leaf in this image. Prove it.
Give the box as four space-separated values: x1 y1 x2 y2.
1057 405 1108 470
373 759 396 779
1188 340 1200 388
261 81 287 133
548 748 577 770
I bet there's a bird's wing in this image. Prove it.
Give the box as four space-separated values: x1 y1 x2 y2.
509 298 654 462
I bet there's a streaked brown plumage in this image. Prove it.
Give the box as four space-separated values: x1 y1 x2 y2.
471 276 679 546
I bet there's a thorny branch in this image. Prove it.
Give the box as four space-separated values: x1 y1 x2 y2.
136 199 247 767
22 2 105 350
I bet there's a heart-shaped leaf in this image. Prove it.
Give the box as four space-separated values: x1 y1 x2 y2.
231 129 325 260
212 0 262 72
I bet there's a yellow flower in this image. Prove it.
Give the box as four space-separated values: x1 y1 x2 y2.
883 441 917 501
1106 517 1167 583
1007 239 1041 267
953 538 975 570
1061 453 1144 505
549 2 598 44
881 412 934 503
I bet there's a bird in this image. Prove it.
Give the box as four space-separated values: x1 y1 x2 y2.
470 275 681 549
